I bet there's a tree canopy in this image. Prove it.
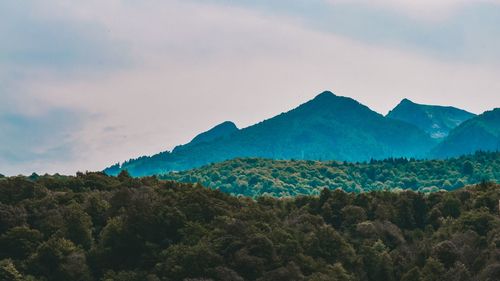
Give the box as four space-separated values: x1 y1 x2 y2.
1 172 500 280
161 151 500 197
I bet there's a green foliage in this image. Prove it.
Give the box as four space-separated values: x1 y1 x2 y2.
162 151 500 197
0 259 24 281
420 258 445 281
61 203 93 249
29 237 92 281
0 227 42 260
157 242 222 279
1 173 500 280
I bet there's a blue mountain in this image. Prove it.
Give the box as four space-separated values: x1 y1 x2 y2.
105 91 434 176
387 98 475 139
431 108 500 158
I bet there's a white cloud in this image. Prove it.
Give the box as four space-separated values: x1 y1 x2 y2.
327 0 500 21
1 0 500 175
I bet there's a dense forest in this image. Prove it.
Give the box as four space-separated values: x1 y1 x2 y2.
161 152 500 197
2 172 500 280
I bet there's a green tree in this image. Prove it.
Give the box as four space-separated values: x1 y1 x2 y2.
61 204 93 250
0 259 23 281
256 262 304 281
304 226 356 267
308 263 354 281
157 242 222 280
401 267 421 281
458 210 498 236
462 161 474 176
441 197 461 218
420 258 445 281
341 205 367 229
29 238 92 281
432 241 459 268
0 227 42 260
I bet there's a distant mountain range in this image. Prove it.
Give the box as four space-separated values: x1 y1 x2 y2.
386 98 476 139
105 91 499 177
431 108 500 158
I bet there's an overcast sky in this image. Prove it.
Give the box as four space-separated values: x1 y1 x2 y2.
1 0 500 175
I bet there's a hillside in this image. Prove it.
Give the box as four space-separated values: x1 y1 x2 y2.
2 172 500 281
176 121 239 148
105 92 434 176
387 99 475 139
431 108 500 158
161 152 500 197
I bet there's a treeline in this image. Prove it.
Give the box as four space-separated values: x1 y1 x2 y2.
2 172 500 280
161 151 500 197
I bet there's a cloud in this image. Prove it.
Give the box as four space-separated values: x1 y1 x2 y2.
198 0 500 65
0 0 131 86
327 0 500 21
0 109 86 175
1 0 499 175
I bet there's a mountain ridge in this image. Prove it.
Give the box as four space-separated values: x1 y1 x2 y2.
173 121 238 152
387 98 476 139
105 91 435 176
104 92 499 177
431 108 500 158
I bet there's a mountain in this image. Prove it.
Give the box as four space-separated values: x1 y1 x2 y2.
174 121 238 149
105 91 434 176
431 108 500 158
387 98 476 139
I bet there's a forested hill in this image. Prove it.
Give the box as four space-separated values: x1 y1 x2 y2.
161 152 500 197
2 173 500 280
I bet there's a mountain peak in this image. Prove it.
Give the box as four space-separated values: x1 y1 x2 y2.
105 91 437 176
313 91 336 100
400 98 415 105
216 121 238 129
184 121 238 147
387 99 476 140
431 108 500 158
291 91 379 122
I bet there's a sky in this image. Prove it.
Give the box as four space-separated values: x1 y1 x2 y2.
1 0 500 175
